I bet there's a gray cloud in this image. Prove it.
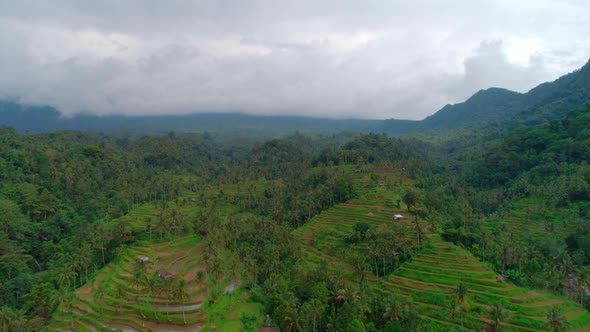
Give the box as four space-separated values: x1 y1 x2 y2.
0 0 589 119
444 41 553 101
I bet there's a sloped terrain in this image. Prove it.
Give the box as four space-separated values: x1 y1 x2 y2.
294 168 421 275
44 186 262 332
378 237 590 331
486 198 586 240
295 172 590 331
46 234 261 332
47 236 208 331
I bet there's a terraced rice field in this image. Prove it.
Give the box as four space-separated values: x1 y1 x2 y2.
378 236 590 331
45 184 260 332
46 236 208 331
296 186 590 331
46 236 259 332
294 190 424 280
486 198 588 240
103 193 203 236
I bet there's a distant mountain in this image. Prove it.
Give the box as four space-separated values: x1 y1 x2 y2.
417 58 590 132
0 100 418 137
418 88 524 132
517 58 590 125
1 59 589 137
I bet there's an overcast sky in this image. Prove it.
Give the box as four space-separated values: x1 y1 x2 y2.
0 1 589 120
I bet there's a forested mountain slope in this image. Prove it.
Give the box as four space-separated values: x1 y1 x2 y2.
418 88 524 132
2 59 589 138
461 104 590 192
419 59 590 133
432 105 590 309
0 101 417 138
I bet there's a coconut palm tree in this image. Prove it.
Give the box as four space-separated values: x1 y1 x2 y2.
454 282 469 307
54 260 77 289
479 230 493 263
545 306 569 332
172 279 189 324
575 269 590 305
401 302 420 331
306 298 324 332
446 300 465 332
489 302 506 331
0 306 16 332
77 243 93 283
453 282 470 331
383 296 403 322
114 284 126 313
52 289 77 329
93 285 107 314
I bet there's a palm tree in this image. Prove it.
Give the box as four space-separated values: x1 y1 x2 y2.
497 242 513 273
383 296 403 322
77 244 93 284
114 284 126 313
172 279 189 324
445 299 457 320
93 285 107 314
53 259 77 289
4 308 27 332
454 282 469 307
407 303 421 330
559 252 575 278
453 282 469 331
282 314 302 332
575 269 590 305
52 289 77 329
545 306 569 332
413 216 424 247
489 302 506 331
479 230 493 263
0 306 16 332
446 300 465 332
143 273 162 299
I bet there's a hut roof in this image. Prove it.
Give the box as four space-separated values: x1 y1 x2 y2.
159 271 174 279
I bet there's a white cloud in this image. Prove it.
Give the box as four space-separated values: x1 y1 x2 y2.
0 0 588 119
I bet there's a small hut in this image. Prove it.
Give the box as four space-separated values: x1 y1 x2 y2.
260 327 278 332
392 214 405 221
138 256 150 263
158 271 174 280
496 275 506 282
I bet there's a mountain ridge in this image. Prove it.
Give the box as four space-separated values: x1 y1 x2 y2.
1 58 589 137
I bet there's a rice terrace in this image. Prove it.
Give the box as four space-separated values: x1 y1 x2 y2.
2 2 590 332
39 165 590 331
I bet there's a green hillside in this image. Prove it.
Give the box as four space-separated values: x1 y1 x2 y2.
46 235 261 332
295 169 590 331
419 88 524 132
419 59 590 134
